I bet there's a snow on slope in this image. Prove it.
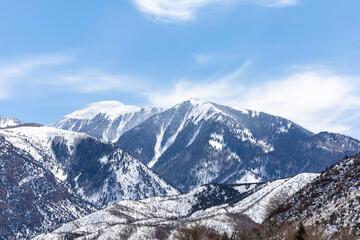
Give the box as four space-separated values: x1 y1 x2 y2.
33 173 318 240
0 126 87 181
0 135 95 240
50 101 162 142
0 126 179 208
0 115 24 128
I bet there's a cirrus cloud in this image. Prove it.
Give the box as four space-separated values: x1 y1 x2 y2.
0 55 71 99
132 0 300 22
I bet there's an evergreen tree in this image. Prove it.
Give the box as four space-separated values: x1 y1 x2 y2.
295 221 306 240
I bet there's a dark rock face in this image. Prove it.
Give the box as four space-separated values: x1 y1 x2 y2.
189 183 262 213
51 136 115 196
117 100 360 192
0 136 94 240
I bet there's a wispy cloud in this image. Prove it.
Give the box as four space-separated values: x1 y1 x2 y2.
193 53 243 66
45 70 147 94
0 55 71 99
255 0 299 8
131 0 299 23
147 66 360 138
147 60 252 105
0 55 147 99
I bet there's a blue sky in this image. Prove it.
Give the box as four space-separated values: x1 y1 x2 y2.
0 0 360 138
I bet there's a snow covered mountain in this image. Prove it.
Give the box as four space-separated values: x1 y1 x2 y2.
116 99 360 192
0 126 178 209
265 153 360 238
0 116 24 128
33 173 318 240
50 101 162 143
0 134 95 240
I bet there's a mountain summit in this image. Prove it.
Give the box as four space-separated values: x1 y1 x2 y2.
50 101 162 143
0 115 24 128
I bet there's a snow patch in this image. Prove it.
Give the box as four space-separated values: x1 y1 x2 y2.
209 133 225 151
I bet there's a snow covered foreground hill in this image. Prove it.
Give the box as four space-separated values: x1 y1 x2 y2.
0 126 178 239
34 173 318 240
265 153 360 238
51 99 360 192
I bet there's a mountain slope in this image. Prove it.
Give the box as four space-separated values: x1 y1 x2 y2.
0 116 24 128
265 153 360 238
50 101 162 143
0 135 95 240
33 173 317 240
116 99 360 191
0 126 178 209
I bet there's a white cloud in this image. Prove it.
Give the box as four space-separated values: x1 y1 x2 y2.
132 0 219 22
147 67 360 138
132 0 299 22
240 72 360 134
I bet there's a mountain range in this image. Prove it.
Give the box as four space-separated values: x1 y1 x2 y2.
52 99 360 192
33 153 360 239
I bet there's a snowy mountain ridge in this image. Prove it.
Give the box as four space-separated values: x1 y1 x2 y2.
62 101 144 120
0 126 178 208
33 172 318 240
0 116 24 128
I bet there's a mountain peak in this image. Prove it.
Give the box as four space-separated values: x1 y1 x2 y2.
66 101 141 120
187 98 209 105
51 101 163 143
177 98 217 111
0 115 25 128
